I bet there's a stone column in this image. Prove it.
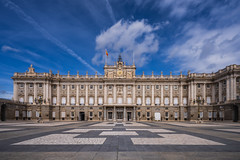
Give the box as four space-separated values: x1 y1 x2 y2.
233 76 237 100
46 82 49 104
94 84 98 106
123 85 126 104
123 106 126 121
57 83 60 105
13 82 18 101
193 83 197 104
104 84 107 104
203 83 206 105
114 106 116 121
142 85 145 106
133 106 136 121
188 82 191 105
113 85 116 104
226 77 230 101
67 84 70 105
33 83 37 104
24 82 27 103
43 83 46 104
230 75 234 100
76 84 79 105
104 106 107 121
212 83 215 103
170 84 173 106
151 85 154 106
85 84 88 106
219 81 222 103
160 85 164 106
48 82 51 105
180 83 183 106
132 85 136 104
191 81 194 105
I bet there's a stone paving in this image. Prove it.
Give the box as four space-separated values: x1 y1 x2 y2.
0 121 240 160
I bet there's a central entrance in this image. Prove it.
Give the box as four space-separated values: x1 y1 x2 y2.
117 111 123 121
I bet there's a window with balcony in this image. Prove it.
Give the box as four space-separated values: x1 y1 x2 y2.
207 97 211 105
173 97 178 105
117 97 123 104
19 97 24 103
71 97 75 105
127 98 132 104
28 96 33 104
108 97 113 104
61 97 66 105
183 97 187 105
137 97 141 105
89 97 94 105
155 97 160 105
164 97 169 105
146 97 151 105
53 97 56 105
98 97 103 105
80 97 84 105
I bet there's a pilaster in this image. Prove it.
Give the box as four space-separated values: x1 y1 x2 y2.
151 85 154 106
142 85 145 106
94 84 98 106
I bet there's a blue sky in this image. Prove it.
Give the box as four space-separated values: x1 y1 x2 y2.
0 0 240 99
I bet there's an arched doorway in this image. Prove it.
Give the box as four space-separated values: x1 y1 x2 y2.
1 104 6 121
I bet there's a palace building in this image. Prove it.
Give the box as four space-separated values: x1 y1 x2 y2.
9 55 240 122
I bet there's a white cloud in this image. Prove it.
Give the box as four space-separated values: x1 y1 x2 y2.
1 45 20 52
0 90 13 100
167 24 240 73
93 19 159 67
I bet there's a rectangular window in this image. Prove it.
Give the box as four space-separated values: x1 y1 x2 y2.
137 85 141 89
198 84 201 88
72 85 75 89
80 97 84 105
71 97 75 105
156 85 159 90
109 86 112 90
146 97 151 105
155 97 160 105
39 83 42 88
98 97 103 105
174 85 178 90
200 112 203 118
20 83 24 88
28 96 33 104
29 83 33 88
19 97 24 103
208 111 212 118
164 97 169 105
62 85 66 89
27 111 32 118
36 111 40 118
174 112 178 118
53 85 57 89
127 98 132 104
99 85 102 89
128 85 131 90
81 85 84 89
108 97 113 104
53 97 57 105
117 97 122 104
207 84 210 88
22 111 26 117
52 112 56 118
61 97 66 105
165 112 169 118
15 110 19 117
147 112 150 117
184 112 187 118
98 112 102 117
71 112 75 117
146 85 150 90
207 97 211 105
89 97 94 105
89 112 93 117
183 97 187 105
173 97 178 105
61 112 66 118
164 85 169 90
183 85 187 89
137 97 141 105
138 112 141 117
90 85 93 89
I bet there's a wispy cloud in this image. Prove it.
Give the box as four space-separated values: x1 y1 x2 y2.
0 90 13 99
1 45 20 52
2 0 100 74
93 19 159 67
105 0 116 23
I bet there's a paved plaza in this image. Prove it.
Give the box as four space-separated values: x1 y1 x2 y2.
0 121 240 160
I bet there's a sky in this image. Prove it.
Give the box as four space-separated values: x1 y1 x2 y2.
0 0 240 99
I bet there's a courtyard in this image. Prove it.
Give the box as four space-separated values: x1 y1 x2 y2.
0 121 240 160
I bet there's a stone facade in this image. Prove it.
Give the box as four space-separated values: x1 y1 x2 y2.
4 55 240 122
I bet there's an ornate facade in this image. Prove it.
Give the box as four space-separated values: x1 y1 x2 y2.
11 55 240 122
